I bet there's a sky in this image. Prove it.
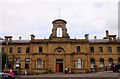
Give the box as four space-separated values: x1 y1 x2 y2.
0 0 119 40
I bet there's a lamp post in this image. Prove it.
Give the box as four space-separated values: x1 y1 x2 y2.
4 36 12 72
5 40 8 69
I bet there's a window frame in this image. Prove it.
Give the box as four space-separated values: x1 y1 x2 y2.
90 47 94 53
26 47 30 53
99 46 103 53
39 46 43 53
108 46 112 53
90 58 95 68
76 46 81 53
117 46 120 53
100 58 104 67
25 58 29 68
108 58 113 66
7 58 13 68
18 47 21 53
16 58 21 68
37 58 43 69
9 47 13 53
74 58 82 69
78 58 82 69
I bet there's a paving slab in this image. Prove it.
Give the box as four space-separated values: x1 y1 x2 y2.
15 71 120 79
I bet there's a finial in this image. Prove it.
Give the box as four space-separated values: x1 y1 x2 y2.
59 8 61 18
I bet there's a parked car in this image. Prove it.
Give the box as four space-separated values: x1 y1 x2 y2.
111 63 120 72
0 72 15 79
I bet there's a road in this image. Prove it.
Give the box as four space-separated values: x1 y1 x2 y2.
15 71 120 79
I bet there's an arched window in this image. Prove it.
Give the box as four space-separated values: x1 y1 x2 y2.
57 27 62 37
117 46 120 53
100 58 104 67
18 47 21 53
16 58 21 68
37 58 43 69
25 58 29 68
108 58 113 66
8 58 12 68
78 58 82 69
90 58 95 68
74 58 82 69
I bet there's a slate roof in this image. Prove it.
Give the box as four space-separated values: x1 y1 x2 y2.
0 40 30 44
0 39 120 44
89 39 109 43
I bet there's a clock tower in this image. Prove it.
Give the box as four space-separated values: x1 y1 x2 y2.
49 19 70 38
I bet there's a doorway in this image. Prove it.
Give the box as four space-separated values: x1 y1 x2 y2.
56 59 63 72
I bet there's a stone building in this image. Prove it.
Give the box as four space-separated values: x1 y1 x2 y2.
0 19 120 74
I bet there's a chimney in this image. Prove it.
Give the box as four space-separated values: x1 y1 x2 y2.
19 37 22 40
31 34 35 40
94 36 97 39
113 37 116 42
85 34 89 40
4 36 12 42
106 30 109 38
113 35 117 42
109 37 112 42
5 36 8 42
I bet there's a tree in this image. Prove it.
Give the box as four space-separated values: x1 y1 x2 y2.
2 53 6 69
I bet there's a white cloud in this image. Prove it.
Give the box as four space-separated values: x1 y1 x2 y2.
0 0 119 39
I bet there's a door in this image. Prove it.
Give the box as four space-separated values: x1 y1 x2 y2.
56 63 60 72
56 59 63 72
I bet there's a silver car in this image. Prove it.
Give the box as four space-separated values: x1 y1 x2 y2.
0 72 15 79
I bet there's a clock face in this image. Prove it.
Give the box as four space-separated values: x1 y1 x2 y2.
57 47 62 52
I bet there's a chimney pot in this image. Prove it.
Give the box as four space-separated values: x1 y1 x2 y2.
19 37 22 40
31 34 35 40
106 30 109 38
94 36 97 39
85 34 89 40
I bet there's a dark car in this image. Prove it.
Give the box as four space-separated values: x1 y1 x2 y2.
0 72 15 79
111 63 120 72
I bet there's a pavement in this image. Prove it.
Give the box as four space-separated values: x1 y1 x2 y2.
15 71 120 79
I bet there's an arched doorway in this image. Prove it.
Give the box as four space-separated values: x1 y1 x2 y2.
54 47 65 72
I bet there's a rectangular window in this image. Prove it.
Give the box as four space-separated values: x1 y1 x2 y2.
26 47 30 53
1 47 5 53
18 47 21 53
108 47 112 53
39 47 43 52
90 47 94 53
77 46 81 52
9 47 13 53
99 47 103 53
117 46 120 53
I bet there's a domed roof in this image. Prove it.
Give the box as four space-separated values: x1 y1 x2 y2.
52 19 67 24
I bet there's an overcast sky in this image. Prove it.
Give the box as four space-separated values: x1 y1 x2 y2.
0 0 119 40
